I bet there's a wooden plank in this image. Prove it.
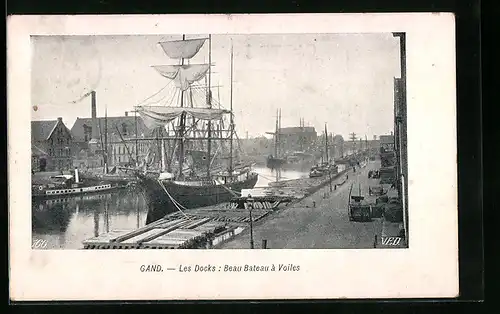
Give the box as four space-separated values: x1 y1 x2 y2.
183 218 212 229
121 228 168 244
83 229 132 245
156 219 191 229
136 220 193 244
112 217 174 243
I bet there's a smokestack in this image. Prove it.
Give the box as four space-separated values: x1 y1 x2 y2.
91 91 99 140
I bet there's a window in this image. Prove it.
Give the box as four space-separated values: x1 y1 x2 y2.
122 123 128 136
83 125 92 142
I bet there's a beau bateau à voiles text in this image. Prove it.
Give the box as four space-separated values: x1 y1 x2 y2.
140 264 300 272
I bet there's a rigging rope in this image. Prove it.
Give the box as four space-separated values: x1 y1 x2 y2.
156 179 188 217
166 86 179 107
220 184 241 197
136 80 173 107
257 172 283 182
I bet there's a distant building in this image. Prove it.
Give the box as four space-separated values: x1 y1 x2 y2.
239 136 272 156
73 149 102 169
31 145 48 172
70 113 150 167
379 134 395 152
278 126 317 154
332 135 344 159
31 117 73 172
379 134 396 167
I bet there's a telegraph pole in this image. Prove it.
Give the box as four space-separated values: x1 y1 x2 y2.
248 194 255 249
349 132 356 156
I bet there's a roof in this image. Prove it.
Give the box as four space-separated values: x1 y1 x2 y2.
31 118 71 142
32 144 48 156
379 135 394 144
71 116 150 143
31 120 58 142
278 127 316 135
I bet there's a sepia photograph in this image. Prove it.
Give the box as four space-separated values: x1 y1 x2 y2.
31 33 408 250
9 14 458 300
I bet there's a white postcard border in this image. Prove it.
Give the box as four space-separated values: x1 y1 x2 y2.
8 13 458 300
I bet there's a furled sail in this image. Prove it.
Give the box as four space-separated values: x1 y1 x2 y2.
137 106 231 129
159 38 207 59
153 64 210 91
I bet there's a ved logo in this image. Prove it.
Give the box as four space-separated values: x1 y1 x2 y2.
381 236 404 246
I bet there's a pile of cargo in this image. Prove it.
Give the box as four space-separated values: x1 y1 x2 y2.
82 218 232 249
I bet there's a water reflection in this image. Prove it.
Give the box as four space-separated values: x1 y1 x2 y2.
31 167 309 249
32 189 148 249
253 167 309 187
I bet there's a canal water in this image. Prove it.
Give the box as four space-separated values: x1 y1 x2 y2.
32 167 309 249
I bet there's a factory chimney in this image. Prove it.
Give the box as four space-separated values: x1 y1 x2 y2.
91 91 99 141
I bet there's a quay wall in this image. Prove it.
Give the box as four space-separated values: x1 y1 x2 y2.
305 169 349 196
273 168 350 209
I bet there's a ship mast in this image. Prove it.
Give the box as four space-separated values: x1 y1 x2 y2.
324 123 329 163
138 35 227 177
274 109 279 158
104 106 108 174
229 41 234 175
206 34 212 178
178 34 187 178
278 109 282 156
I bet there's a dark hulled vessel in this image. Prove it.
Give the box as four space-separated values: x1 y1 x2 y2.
140 169 258 224
131 35 258 222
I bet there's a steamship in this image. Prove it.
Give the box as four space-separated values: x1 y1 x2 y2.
32 169 120 199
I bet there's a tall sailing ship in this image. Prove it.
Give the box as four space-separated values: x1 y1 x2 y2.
309 124 338 178
133 35 259 223
266 113 317 171
266 109 287 169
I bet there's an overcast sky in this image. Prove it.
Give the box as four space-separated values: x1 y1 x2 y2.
31 33 401 139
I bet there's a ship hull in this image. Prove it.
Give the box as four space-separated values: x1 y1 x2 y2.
139 172 259 224
31 183 119 199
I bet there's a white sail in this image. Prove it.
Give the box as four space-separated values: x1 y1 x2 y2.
153 64 210 91
159 38 207 59
137 106 231 129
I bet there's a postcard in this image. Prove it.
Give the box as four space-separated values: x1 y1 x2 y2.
8 13 458 300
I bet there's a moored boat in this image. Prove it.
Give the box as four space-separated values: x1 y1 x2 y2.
308 124 338 178
140 168 259 224
131 35 258 222
32 169 120 199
